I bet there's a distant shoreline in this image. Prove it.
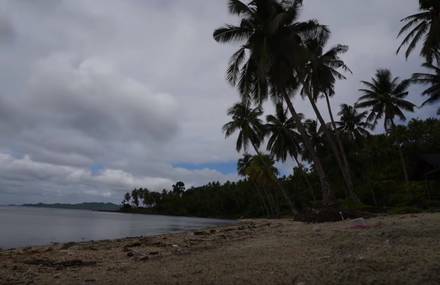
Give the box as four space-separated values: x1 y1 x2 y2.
8 203 241 220
3 204 238 220
19 202 120 212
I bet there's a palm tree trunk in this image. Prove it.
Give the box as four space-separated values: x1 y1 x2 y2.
251 142 297 215
253 177 278 217
282 91 335 205
306 93 356 201
292 153 316 202
324 94 360 202
252 180 272 217
398 144 409 185
389 122 409 186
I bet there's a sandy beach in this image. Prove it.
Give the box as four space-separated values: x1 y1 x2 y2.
1 213 439 285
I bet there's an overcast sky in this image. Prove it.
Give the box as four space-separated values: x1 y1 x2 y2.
0 0 437 204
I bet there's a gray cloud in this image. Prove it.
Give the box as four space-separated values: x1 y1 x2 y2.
0 0 437 204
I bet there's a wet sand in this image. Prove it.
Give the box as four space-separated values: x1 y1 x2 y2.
1 213 439 284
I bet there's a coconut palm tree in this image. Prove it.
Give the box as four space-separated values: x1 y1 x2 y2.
223 102 265 153
300 33 359 201
337 104 372 142
411 62 440 114
265 103 316 200
303 119 324 153
237 153 275 217
397 0 440 63
265 103 303 163
237 153 253 177
356 69 416 132
214 0 335 205
245 154 281 216
223 101 296 213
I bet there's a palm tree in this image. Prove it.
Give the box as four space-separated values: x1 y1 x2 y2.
337 104 372 142
245 154 281 216
300 33 359 201
237 153 253 177
265 103 315 200
397 0 440 63
122 192 131 207
223 102 265 153
237 153 274 216
131 189 140 207
303 119 324 153
223 101 296 213
411 62 440 114
214 0 335 205
356 69 416 132
265 103 303 163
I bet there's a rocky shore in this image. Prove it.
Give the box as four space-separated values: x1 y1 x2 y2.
1 213 440 284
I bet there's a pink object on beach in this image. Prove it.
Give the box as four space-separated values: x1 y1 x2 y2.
350 218 372 229
351 224 372 229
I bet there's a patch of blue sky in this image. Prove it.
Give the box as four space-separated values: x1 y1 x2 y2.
90 163 105 176
174 161 237 175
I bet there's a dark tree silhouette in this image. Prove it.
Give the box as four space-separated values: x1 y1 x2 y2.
397 0 440 63
412 62 440 114
223 101 296 213
356 69 415 132
337 104 372 142
300 32 358 201
265 103 316 200
214 0 335 204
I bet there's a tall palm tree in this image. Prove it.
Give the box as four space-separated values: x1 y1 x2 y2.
223 102 265 153
411 62 440 114
303 119 324 153
214 0 335 205
237 153 253 177
300 33 359 201
357 70 415 184
397 0 440 63
245 154 281 216
337 104 372 142
356 69 416 132
265 103 303 163
237 153 274 217
223 101 296 213
265 103 315 200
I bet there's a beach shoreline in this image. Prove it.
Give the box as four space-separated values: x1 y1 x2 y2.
1 213 440 284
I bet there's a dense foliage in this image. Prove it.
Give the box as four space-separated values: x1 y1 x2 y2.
121 0 440 219
121 119 440 218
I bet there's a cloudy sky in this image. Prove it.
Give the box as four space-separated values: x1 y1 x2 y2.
0 0 437 204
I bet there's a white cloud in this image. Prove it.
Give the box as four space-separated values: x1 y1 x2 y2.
0 0 437 204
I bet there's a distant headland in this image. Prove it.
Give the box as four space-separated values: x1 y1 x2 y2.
21 202 120 212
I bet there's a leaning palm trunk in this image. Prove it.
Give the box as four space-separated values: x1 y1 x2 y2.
291 149 317 202
251 179 272 217
259 181 280 216
398 146 409 185
324 94 360 202
306 93 357 202
282 91 335 205
251 142 297 215
251 175 278 217
389 122 409 186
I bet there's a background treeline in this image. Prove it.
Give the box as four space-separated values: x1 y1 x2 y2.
121 118 440 219
122 0 440 219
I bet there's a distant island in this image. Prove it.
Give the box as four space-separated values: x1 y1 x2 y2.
22 202 120 212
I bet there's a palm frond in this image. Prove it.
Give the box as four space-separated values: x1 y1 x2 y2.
213 25 252 43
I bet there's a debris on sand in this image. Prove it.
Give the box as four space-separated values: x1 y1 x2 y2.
23 258 96 269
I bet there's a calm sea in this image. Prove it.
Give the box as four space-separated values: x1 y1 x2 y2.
0 206 235 249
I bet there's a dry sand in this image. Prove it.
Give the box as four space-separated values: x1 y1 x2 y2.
1 213 440 285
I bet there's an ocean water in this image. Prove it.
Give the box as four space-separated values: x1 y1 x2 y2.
0 206 235 249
